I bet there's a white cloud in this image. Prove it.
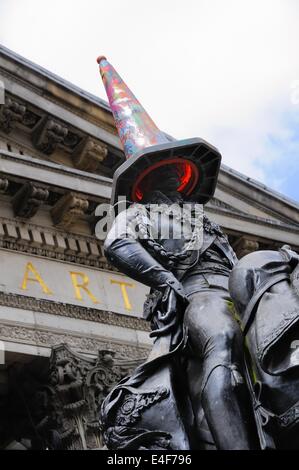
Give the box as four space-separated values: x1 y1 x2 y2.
1 0 299 194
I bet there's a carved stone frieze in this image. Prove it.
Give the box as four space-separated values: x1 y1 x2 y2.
0 237 110 270
32 117 68 155
51 192 89 228
0 90 123 173
0 322 150 359
72 136 108 172
0 97 26 133
12 181 49 218
63 130 82 151
0 215 111 269
22 109 41 129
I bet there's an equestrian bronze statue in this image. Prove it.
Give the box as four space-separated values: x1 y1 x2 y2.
95 56 299 450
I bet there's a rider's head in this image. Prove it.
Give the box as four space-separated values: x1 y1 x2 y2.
139 165 183 203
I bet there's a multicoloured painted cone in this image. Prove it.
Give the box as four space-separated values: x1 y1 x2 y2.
97 55 169 159
97 56 222 207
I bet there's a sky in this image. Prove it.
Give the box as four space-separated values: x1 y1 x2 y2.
0 0 299 203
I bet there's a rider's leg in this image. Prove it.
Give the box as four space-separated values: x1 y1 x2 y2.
184 290 258 450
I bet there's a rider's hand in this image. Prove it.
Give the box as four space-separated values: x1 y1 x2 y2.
159 288 177 324
149 282 188 338
165 278 188 305
159 283 188 324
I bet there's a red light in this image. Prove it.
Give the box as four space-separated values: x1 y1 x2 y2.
135 187 143 201
132 158 199 202
177 162 192 192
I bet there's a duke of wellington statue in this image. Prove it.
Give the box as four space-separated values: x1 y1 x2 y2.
93 56 259 451
95 56 299 452
92 55 299 452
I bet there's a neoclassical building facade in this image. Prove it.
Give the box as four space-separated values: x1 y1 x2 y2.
0 45 298 449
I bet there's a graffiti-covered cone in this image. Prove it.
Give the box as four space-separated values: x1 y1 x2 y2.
97 56 222 207
97 56 168 159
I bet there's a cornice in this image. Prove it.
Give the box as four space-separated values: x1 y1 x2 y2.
0 61 117 138
0 150 112 205
218 169 299 226
0 150 111 187
0 216 115 271
208 197 248 216
206 204 299 235
0 45 111 112
0 291 150 332
221 163 299 212
216 182 293 226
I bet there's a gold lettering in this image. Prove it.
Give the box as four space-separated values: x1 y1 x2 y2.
70 271 99 304
110 279 134 310
21 262 53 294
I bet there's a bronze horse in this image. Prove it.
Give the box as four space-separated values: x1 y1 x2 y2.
229 245 299 450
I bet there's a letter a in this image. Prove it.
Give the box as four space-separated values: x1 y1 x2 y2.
21 262 53 294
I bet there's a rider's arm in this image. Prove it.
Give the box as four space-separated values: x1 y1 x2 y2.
104 205 184 296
